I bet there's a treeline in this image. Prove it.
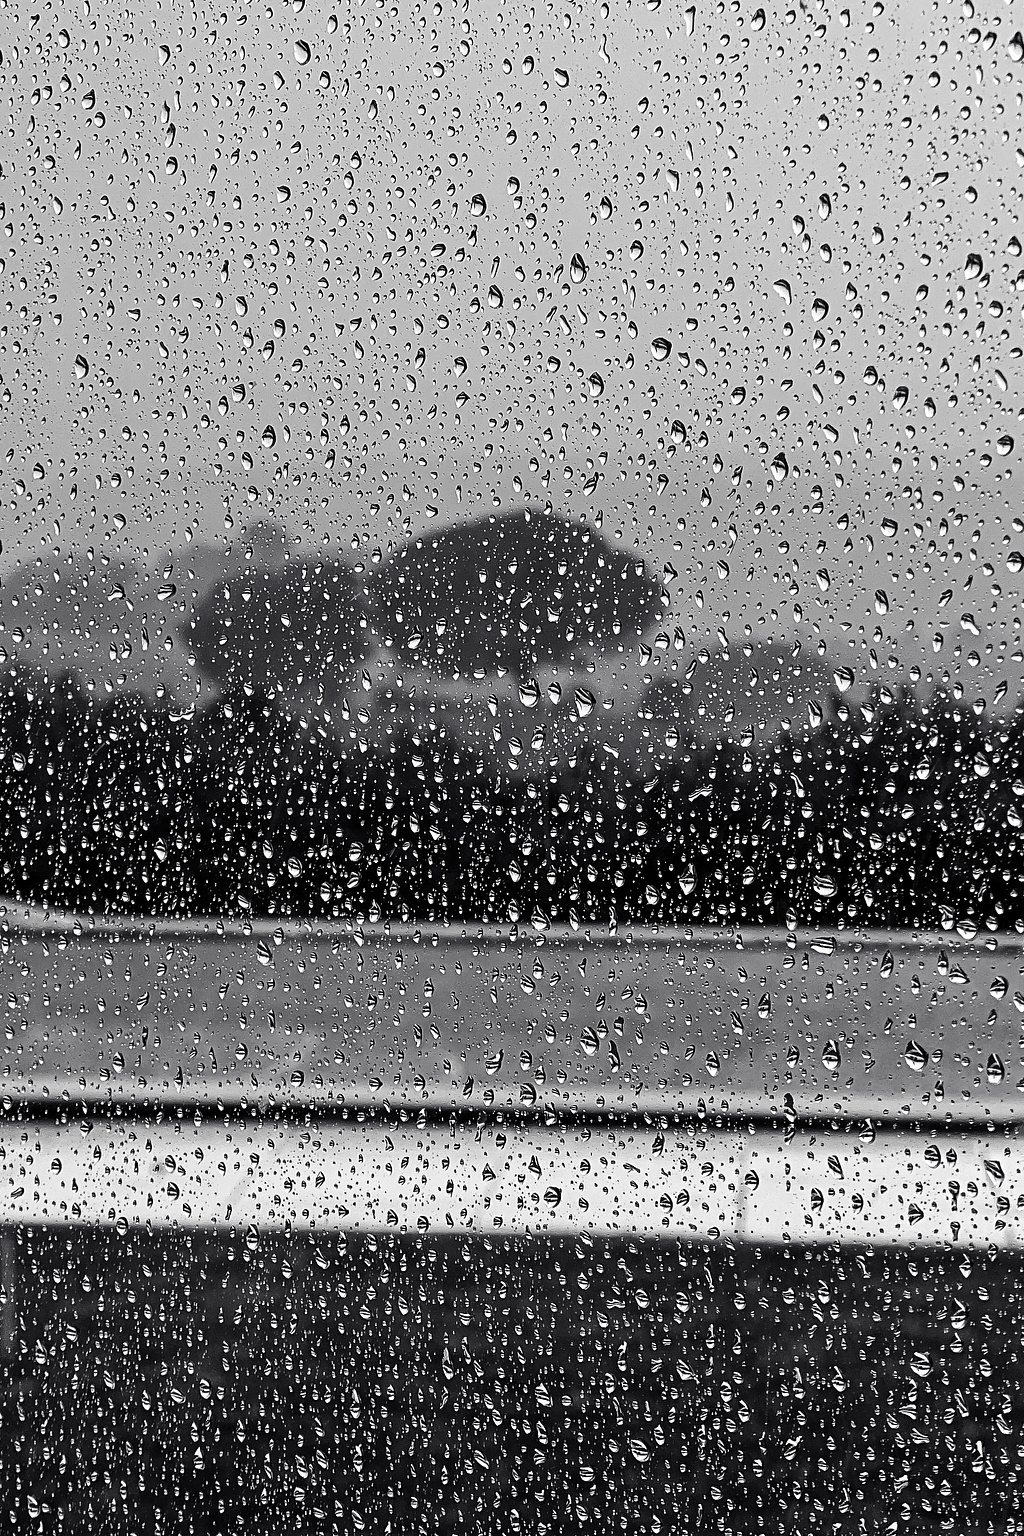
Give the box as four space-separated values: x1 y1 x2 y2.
0 670 1022 932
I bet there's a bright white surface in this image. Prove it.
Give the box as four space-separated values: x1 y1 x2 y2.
0 1117 1018 1248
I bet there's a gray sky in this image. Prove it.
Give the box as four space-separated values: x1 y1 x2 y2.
0 0 1020 703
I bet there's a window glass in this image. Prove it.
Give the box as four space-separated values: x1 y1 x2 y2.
0 0 1021 1528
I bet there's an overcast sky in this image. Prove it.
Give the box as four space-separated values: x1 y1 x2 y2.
0 0 1019 702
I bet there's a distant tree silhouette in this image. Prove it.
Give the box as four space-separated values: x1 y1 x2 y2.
371 507 667 678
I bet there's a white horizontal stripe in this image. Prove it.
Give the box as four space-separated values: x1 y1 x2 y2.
0 1119 1018 1248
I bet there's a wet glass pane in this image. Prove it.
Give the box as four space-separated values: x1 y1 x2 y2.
0 0 1021 1527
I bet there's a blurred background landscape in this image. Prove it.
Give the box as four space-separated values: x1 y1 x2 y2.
0 505 1020 932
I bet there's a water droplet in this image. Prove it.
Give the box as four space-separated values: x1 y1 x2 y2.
751 7 765 29
470 193 487 217
651 336 672 360
587 373 604 398
821 1039 841 1072
770 452 789 482
487 285 503 308
986 1054 1006 1084
997 435 1014 456
1010 31 1024 62
293 39 311 63
818 193 832 220
874 589 889 615
773 278 792 305
905 1039 929 1072
570 252 587 283
74 354 89 379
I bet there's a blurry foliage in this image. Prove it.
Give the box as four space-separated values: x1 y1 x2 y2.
0 668 1021 931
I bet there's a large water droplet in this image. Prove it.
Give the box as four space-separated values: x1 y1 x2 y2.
294 39 311 63
651 336 672 360
905 1038 929 1072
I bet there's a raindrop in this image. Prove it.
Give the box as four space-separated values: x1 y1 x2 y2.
651 336 672 360
770 452 789 482
821 1039 841 1072
487 285 503 308
74 354 89 379
293 39 311 63
470 193 487 217
569 253 587 283
986 1054 1006 1084
905 1039 929 1072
